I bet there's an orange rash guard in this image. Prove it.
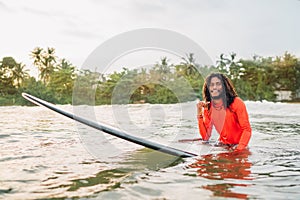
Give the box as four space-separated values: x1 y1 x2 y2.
197 97 252 150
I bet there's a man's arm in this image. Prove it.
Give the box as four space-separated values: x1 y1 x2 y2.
197 109 212 141
235 98 252 150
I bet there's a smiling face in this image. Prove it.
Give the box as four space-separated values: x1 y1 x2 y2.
209 77 224 100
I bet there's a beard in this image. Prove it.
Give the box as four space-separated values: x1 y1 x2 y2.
210 89 225 100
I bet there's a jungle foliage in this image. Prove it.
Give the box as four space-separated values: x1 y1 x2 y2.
0 48 299 106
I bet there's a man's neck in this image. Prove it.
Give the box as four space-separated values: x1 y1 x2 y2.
212 98 223 105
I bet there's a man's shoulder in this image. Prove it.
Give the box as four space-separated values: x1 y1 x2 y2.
234 97 244 103
231 97 246 108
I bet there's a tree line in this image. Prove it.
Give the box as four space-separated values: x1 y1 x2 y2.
0 47 299 106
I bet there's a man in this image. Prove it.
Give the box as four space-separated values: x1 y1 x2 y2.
197 73 251 151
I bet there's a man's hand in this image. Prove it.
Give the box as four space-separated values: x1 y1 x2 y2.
197 100 210 116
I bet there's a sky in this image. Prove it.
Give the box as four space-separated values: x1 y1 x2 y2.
0 0 299 76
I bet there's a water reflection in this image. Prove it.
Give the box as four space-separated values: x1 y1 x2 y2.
189 150 252 199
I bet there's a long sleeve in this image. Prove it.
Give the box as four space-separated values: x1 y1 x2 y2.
233 98 252 150
197 109 212 141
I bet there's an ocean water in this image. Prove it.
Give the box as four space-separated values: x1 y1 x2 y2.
0 100 299 199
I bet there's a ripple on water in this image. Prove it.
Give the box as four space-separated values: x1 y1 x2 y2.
0 102 300 199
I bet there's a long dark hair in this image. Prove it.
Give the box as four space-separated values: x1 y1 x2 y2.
202 73 238 109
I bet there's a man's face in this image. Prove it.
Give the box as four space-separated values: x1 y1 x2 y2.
209 77 224 100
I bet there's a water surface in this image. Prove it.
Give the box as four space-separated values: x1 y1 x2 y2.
0 101 299 199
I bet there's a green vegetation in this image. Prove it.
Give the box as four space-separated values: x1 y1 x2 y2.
0 48 299 106
217 52 300 101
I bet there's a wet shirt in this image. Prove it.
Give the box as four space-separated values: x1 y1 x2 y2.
198 97 252 150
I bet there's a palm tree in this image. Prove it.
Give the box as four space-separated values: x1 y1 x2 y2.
216 53 229 74
154 57 172 81
31 47 57 84
31 47 43 66
180 53 198 76
12 62 29 88
216 52 243 80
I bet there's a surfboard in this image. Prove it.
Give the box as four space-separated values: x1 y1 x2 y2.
22 93 198 158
